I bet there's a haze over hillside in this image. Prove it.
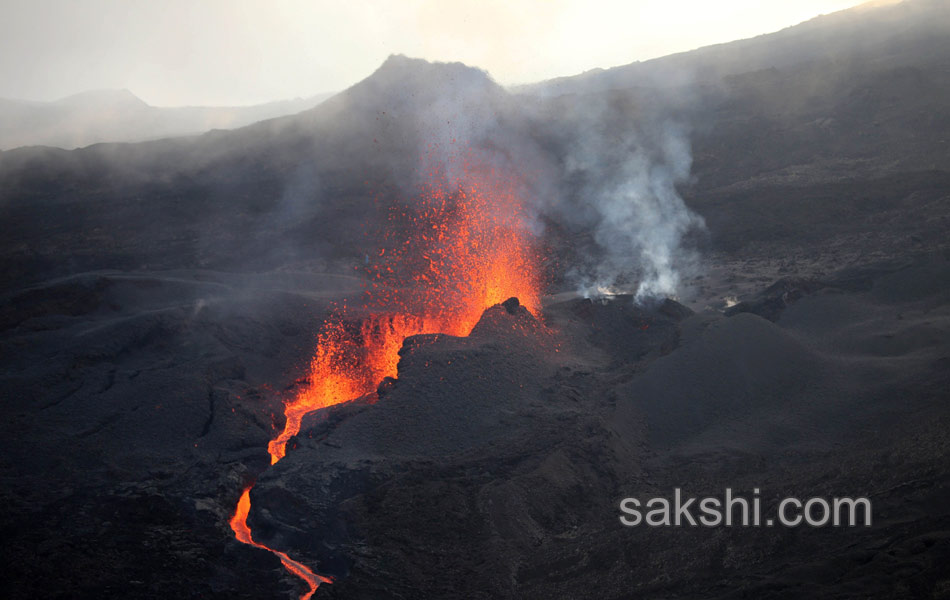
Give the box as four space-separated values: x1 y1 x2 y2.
2 0 947 291
517 0 950 96
0 89 334 150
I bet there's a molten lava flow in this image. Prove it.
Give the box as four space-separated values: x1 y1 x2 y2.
233 148 545 597
230 487 332 599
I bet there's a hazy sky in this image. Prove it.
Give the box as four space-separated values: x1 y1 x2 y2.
1 0 868 107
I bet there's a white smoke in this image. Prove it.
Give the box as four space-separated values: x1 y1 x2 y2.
358 56 705 305
563 117 705 304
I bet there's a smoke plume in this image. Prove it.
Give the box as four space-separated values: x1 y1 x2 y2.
556 104 705 303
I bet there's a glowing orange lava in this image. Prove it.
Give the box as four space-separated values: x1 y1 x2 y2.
269 149 543 462
233 148 545 598
229 487 333 599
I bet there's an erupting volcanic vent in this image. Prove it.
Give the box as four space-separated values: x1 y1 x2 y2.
230 147 545 597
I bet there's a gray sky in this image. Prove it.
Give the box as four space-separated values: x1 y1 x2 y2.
0 0 867 107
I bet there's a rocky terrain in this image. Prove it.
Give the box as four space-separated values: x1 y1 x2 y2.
1 1 949 598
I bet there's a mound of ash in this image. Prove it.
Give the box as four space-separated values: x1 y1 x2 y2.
724 277 828 321
543 294 690 368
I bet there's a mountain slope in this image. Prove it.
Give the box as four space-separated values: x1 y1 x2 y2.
0 56 522 291
516 0 950 96
0 88 334 150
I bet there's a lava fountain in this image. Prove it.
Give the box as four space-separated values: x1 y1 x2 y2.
230 148 545 598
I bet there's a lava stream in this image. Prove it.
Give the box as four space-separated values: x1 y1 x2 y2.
230 149 544 598
230 487 332 599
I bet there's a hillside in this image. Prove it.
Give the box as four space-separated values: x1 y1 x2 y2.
516 0 950 96
0 88 333 150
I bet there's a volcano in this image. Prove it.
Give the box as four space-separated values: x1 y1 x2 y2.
224 145 547 595
3 1 950 598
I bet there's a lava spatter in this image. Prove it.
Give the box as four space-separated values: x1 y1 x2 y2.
231 147 545 598
271 148 543 463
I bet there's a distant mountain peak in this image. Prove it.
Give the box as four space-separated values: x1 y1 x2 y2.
372 54 494 84
344 54 501 111
378 53 429 69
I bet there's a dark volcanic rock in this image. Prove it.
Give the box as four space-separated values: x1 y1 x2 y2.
725 277 827 321
545 294 684 366
657 297 694 321
468 295 540 338
251 255 950 599
248 299 632 595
